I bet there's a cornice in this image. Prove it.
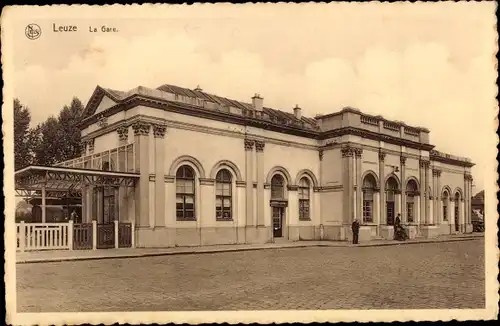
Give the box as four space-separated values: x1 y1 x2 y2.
78 95 436 152
79 93 474 167
430 153 475 168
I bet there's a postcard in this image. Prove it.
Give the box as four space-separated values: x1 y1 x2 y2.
2 2 498 325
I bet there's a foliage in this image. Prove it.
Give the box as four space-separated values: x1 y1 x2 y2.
32 97 85 166
14 99 33 170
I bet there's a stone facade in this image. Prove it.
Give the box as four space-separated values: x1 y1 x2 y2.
69 84 474 247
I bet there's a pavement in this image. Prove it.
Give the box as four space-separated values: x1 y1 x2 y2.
16 233 483 264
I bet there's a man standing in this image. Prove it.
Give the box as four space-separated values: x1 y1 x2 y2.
352 218 360 244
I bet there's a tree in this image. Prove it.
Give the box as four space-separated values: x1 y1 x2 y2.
14 99 33 170
31 97 85 166
57 97 85 161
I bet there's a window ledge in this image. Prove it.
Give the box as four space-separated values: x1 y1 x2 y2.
216 218 234 222
176 218 196 222
299 218 311 221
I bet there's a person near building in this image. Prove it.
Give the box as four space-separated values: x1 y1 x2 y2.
351 218 360 244
394 213 408 241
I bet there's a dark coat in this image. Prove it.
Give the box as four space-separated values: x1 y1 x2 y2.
395 216 401 226
352 220 360 233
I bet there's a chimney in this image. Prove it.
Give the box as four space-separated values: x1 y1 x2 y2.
293 104 302 120
194 85 203 92
252 93 263 111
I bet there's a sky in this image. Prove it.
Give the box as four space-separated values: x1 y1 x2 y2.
5 2 498 192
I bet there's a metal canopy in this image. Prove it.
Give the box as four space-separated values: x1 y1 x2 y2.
15 165 140 197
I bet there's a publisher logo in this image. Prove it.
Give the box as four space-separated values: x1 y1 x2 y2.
25 24 41 40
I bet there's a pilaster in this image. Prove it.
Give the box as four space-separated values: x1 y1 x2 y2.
132 121 151 228
244 139 255 227
153 124 167 227
354 148 363 222
342 146 355 224
433 169 441 224
378 150 386 224
424 160 431 224
400 155 407 223
117 126 129 146
255 140 266 226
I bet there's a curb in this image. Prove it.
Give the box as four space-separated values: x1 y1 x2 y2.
16 236 482 264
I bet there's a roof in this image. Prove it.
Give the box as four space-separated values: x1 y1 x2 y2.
157 84 319 130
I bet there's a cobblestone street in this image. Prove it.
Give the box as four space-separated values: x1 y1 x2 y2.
17 239 484 312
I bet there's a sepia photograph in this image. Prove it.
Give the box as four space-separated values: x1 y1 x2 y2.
2 2 498 325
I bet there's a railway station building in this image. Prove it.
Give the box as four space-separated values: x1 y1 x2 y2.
15 83 475 247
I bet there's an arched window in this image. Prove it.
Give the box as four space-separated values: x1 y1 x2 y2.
385 177 399 226
215 169 232 220
176 165 195 220
362 174 377 223
442 191 449 221
271 174 285 199
298 178 310 220
406 180 418 223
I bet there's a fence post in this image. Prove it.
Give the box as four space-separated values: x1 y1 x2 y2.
19 221 25 252
68 220 74 250
114 220 119 249
131 222 135 248
92 220 97 250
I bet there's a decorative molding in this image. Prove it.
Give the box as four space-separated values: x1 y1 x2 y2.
117 126 129 142
432 169 442 177
354 148 363 158
255 140 265 152
86 139 95 152
264 183 271 189
164 175 175 183
400 156 407 166
378 150 386 162
236 181 247 188
287 185 299 191
199 178 215 185
341 146 354 158
314 185 343 192
244 139 254 151
319 149 324 161
97 116 108 128
149 175 155 182
419 159 430 169
153 124 167 138
132 121 151 136
79 142 87 155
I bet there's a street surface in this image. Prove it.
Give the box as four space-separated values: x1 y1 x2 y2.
17 239 484 311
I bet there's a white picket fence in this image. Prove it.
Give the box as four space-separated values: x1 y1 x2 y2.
16 220 135 252
17 221 73 252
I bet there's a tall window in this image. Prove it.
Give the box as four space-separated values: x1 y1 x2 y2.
215 169 232 220
406 180 418 223
385 177 398 225
442 191 449 221
362 174 377 223
271 174 285 199
176 165 195 220
298 178 310 220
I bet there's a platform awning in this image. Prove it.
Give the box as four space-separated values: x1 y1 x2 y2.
15 165 140 197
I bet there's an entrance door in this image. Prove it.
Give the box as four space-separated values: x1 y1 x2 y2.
386 202 395 226
272 207 284 237
455 205 459 231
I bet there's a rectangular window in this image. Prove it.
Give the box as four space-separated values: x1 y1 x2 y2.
443 206 448 221
363 200 373 223
118 147 126 172
407 203 414 223
299 200 310 220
